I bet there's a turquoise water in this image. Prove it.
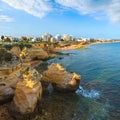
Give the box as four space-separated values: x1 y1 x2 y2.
48 42 120 120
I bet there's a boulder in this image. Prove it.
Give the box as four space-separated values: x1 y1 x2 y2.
29 47 49 60
41 63 80 92
0 83 14 104
13 81 42 114
10 68 42 114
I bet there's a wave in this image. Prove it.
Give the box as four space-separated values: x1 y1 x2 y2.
75 86 100 99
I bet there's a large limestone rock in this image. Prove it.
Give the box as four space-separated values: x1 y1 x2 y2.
11 68 42 114
0 83 14 104
41 63 80 92
29 47 49 60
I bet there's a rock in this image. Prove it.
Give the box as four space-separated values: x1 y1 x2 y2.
0 83 14 104
42 63 80 92
10 68 42 114
6 73 21 89
13 81 42 114
10 46 21 57
29 47 49 60
41 81 54 95
47 83 54 94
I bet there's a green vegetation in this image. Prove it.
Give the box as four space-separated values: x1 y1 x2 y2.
1 35 4 42
0 49 13 63
3 42 32 50
4 37 11 42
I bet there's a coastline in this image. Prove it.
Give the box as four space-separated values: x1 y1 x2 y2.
0 41 120 120
55 41 120 51
55 44 86 51
0 44 78 120
89 41 120 46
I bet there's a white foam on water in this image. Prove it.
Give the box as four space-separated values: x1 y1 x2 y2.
75 86 100 99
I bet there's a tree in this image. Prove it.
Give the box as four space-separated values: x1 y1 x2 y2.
21 36 28 42
1 35 4 43
4 37 11 42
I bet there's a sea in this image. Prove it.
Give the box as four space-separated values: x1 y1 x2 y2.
46 42 120 120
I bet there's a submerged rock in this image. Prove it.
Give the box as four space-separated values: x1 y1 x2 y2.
10 68 42 115
42 63 80 92
0 83 14 104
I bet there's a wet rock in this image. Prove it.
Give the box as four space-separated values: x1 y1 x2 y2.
10 68 42 115
0 83 14 105
42 63 80 92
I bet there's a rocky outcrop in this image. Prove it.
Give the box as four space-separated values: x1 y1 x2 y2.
41 63 80 92
29 47 49 60
10 46 21 57
10 68 42 114
0 83 14 104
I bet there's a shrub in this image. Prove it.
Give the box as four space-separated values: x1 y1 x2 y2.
0 49 13 63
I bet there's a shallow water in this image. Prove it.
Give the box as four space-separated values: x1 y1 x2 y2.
47 42 120 120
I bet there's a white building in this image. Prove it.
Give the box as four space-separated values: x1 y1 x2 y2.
62 34 73 41
42 33 52 42
81 38 90 42
69 35 74 41
50 37 56 43
55 34 61 42
30 37 36 42
63 34 69 41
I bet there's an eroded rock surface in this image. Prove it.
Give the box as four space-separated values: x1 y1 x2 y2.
10 46 21 57
29 47 49 60
42 63 80 92
10 68 42 114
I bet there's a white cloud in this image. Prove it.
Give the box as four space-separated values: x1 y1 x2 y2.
0 15 13 22
1 0 120 22
55 0 106 14
1 0 52 18
107 0 120 22
55 0 120 22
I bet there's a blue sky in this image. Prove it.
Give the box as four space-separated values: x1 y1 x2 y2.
0 0 120 39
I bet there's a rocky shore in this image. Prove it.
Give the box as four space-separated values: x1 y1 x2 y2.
0 43 81 120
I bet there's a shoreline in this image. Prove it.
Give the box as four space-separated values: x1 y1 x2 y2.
55 41 120 51
89 41 120 45
0 41 120 120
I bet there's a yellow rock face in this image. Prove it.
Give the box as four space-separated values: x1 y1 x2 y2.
29 47 49 60
21 68 40 88
20 47 28 58
42 63 80 92
23 80 35 88
13 68 42 114
10 46 21 57
14 81 42 114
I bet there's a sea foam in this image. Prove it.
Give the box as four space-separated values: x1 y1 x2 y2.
75 86 100 99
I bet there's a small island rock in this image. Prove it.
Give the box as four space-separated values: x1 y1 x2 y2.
41 63 80 92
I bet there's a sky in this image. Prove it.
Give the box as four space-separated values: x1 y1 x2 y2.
0 0 120 39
